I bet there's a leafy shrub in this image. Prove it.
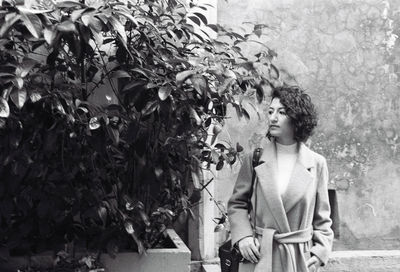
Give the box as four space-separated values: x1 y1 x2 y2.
0 0 280 259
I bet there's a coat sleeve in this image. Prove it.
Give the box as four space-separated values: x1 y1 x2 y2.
227 152 255 246
310 157 334 266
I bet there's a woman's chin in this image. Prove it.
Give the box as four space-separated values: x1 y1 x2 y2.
269 132 280 138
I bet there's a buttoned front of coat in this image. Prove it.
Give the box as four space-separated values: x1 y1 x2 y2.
227 140 334 272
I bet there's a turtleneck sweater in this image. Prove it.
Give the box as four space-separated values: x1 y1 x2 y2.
276 142 298 195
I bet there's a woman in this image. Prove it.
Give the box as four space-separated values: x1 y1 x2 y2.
228 86 333 272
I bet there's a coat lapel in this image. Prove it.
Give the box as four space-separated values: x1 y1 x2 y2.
254 141 290 233
281 142 315 213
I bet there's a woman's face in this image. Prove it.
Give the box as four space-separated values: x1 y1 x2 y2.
267 98 295 144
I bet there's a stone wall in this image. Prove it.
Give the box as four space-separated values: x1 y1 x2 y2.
216 0 400 250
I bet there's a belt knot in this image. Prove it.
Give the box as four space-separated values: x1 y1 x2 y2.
254 226 313 272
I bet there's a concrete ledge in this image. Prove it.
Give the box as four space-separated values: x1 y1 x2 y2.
1 229 191 272
205 250 400 272
321 250 400 272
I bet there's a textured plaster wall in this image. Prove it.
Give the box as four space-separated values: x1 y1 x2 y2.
216 0 400 249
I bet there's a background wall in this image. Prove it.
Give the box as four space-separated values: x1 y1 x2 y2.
215 0 400 250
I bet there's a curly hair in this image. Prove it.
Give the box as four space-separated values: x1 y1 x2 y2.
269 85 318 143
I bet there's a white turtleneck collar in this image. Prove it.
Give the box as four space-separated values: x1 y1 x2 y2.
275 141 298 195
276 141 298 153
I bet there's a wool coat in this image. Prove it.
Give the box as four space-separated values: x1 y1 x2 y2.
227 140 334 272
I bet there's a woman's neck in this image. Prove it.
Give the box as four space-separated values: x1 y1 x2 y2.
275 137 296 145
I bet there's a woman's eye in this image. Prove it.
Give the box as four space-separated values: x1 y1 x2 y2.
279 111 286 115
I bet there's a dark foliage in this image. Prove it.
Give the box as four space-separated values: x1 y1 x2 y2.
0 0 281 261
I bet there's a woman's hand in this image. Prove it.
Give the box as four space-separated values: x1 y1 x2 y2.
306 255 322 272
237 236 260 263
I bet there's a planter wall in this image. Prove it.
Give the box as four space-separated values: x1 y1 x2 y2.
100 229 191 272
0 229 191 272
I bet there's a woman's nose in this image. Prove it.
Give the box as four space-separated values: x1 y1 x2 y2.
270 113 278 122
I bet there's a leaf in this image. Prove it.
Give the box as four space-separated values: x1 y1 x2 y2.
236 142 244 152
213 123 222 135
216 160 224 170
188 16 201 26
193 12 207 25
131 68 150 78
228 31 246 41
0 98 10 118
218 77 236 95
71 8 87 22
97 206 107 226
12 77 24 89
207 24 219 33
229 154 237 165
121 80 146 92
255 84 264 103
106 126 119 145
214 223 225 232
89 117 101 130
158 86 172 101
0 73 14 78
30 91 42 102
224 70 237 79
189 107 201 126
89 16 103 32
139 210 150 226
0 13 21 38
54 100 66 114
242 107 250 120
43 27 57 45
109 16 127 44
20 13 42 39
20 58 37 77
81 13 92 26
17 6 53 14
91 28 103 45
56 20 77 33
56 0 86 8
141 100 158 116
124 219 145 254
114 10 138 27
176 70 196 86
207 100 214 111
210 150 219 163
1 87 12 101
254 28 262 38
204 117 212 128
78 24 91 43
10 88 27 109
214 143 227 151
270 64 280 79
190 75 210 96
110 70 131 79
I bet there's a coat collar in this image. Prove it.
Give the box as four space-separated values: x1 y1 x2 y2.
258 139 314 169
254 139 315 232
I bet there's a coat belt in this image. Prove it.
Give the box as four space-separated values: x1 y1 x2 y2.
254 226 313 272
